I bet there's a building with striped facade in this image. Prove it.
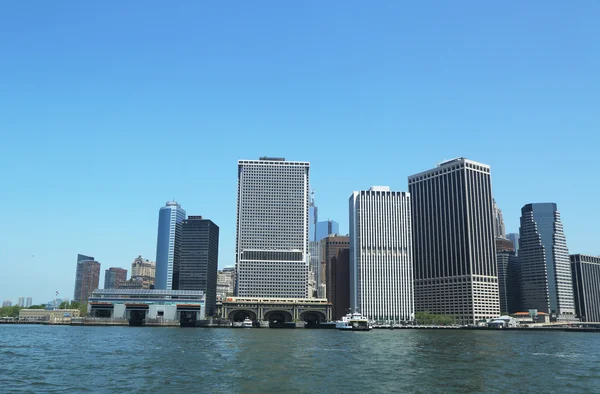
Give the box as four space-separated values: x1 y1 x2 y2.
408 158 500 325
519 203 576 321
570 254 600 322
349 186 413 323
235 157 310 298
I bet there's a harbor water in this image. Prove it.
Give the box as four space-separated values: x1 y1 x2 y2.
1 325 599 393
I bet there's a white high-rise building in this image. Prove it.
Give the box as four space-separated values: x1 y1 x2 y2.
349 186 414 323
235 157 310 298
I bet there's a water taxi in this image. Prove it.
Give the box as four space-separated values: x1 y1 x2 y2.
242 317 253 328
335 312 372 331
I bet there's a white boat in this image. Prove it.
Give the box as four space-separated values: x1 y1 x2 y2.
335 312 372 331
242 317 253 328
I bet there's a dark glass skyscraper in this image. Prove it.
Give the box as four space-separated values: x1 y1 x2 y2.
571 254 600 322
519 203 575 320
408 158 500 325
316 220 339 241
155 201 186 290
179 216 219 317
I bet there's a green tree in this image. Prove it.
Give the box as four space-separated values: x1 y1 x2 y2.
415 312 455 326
78 303 88 317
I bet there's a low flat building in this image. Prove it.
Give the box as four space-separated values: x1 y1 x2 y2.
512 311 550 324
19 309 80 323
88 289 206 326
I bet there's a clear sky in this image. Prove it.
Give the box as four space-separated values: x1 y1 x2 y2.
1 2 599 304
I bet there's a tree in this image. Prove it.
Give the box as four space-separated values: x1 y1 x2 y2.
414 312 455 326
78 303 88 317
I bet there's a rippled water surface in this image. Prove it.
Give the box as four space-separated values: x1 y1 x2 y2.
1 326 599 393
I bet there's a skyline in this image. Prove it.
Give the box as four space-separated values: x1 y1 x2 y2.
2 2 600 303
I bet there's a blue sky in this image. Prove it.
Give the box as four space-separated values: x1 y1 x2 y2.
1 2 599 304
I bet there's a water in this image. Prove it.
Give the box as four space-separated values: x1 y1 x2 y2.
1 326 599 393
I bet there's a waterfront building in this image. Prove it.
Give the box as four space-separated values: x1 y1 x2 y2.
222 297 331 325
235 157 310 298
131 255 156 284
507 233 520 255
25 297 32 307
350 186 414 323
316 220 339 242
331 248 351 320
73 254 100 303
493 198 506 238
104 267 128 289
519 203 575 321
88 289 206 323
570 254 600 322
497 250 521 314
408 158 500 325
179 216 219 317
319 235 349 304
217 267 235 299
155 201 186 290
2 300 12 307
18 297 25 307
19 309 80 323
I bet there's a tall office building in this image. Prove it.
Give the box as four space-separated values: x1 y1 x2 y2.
320 235 350 302
179 216 219 316
155 201 186 290
131 255 156 283
571 254 600 322
316 220 340 241
217 267 235 299
409 158 499 325
493 199 506 238
308 195 319 297
73 254 101 303
507 233 520 255
2 300 12 307
350 187 414 323
331 248 351 320
104 267 128 289
18 297 25 307
497 249 520 314
25 297 32 307
519 203 575 320
235 157 310 298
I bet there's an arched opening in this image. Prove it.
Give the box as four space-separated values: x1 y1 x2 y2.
228 310 257 322
264 310 293 328
300 311 326 327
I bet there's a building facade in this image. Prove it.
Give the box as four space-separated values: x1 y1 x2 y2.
217 267 235 300
235 157 310 298
104 267 128 289
320 235 350 303
408 158 500 325
308 196 319 298
570 254 600 322
18 297 25 307
25 297 32 307
497 250 520 314
155 201 186 290
331 248 351 320
73 254 101 303
350 187 414 323
131 255 156 283
493 198 506 238
2 300 12 307
316 220 340 242
507 233 520 255
178 216 219 317
519 203 575 320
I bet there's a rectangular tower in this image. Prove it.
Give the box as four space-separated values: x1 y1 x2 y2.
320 235 350 303
408 158 500 325
235 157 310 298
350 187 414 323
571 254 600 322
74 254 101 303
104 267 128 289
179 216 219 317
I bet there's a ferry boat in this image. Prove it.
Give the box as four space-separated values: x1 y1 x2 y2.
242 317 253 328
335 312 372 331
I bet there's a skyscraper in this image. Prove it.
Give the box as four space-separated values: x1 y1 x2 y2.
308 195 319 297
330 247 351 320
493 198 506 238
320 235 350 302
507 233 520 255
104 267 128 289
316 220 340 241
497 249 520 314
2 300 12 307
73 254 100 303
179 216 219 316
235 157 310 298
350 186 414 323
18 297 25 307
25 297 32 307
217 267 235 299
409 158 500 325
571 254 600 322
155 201 186 290
519 203 575 320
